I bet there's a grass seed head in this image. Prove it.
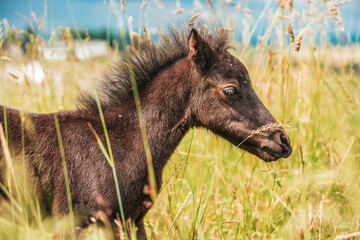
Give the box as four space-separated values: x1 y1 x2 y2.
12 26 20 46
141 1 148 10
121 0 126 12
232 188 236 200
30 11 40 25
220 28 234 32
59 27 67 46
335 0 351 7
295 32 304 52
172 8 184 15
174 191 192 219
243 8 252 16
278 0 293 12
287 22 295 43
189 13 201 25
251 123 282 136
225 0 235 6
337 21 344 31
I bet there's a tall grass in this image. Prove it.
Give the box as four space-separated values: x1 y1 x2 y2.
0 0 359 239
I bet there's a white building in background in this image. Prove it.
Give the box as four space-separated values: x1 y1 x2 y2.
43 42 67 61
75 40 108 60
2 40 109 86
43 40 108 61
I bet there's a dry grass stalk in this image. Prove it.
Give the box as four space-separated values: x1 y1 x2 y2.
330 7 341 16
175 191 192 219
141 1 148 10
93 211 113 237
319 195 324 238
114 213 126 239
207 0 213 8
336 20 344 31
289 0 293 11
300 145 305 175
224 0 235 6
0 22 3 48
30 11 40 25
59 27 67 46
128 16 133 25
231 188 236 200
335 0 351 7
189 13 200 23
84 29 90 43
295 32 304 52
259 29 271 51
244 182 250 202
35 35 43 57
0 124 13 177
59 27 75 51
329 1 350 31
1 56 15 63
130 31 139 39
188 13 200 26
228 16 235 29
172 8 184 15
251 123 282 136
142 22 150 43
330 8 343 32
287 22 295 43
220 28 234 32
308 204 312 227
277 0 293 12
335 232 360 240
277 15 292 20
243 8 252 16
121 0 126 12
11 27 20 47
0 123 21 199
20 30 30 39
125 218 133 239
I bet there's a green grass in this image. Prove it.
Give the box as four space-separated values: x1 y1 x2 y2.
1 1 360 239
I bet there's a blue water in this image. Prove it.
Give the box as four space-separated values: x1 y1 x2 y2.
0 0 359 44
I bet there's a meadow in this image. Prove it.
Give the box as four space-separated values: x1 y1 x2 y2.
0 0 359 239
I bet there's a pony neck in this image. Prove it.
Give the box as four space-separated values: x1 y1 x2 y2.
140 57 194 171
103 57 195 180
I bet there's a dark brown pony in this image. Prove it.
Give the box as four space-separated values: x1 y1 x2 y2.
0 27 292 239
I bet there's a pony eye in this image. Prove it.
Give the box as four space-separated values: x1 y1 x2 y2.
222 87 238 98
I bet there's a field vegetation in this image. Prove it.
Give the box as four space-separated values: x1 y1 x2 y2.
0 0 359 239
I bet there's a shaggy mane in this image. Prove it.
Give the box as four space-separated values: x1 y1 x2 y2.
76 26 231 113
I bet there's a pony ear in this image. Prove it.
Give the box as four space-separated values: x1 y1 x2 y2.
188 29 217 73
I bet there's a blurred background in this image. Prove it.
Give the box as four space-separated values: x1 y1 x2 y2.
1 0 359 46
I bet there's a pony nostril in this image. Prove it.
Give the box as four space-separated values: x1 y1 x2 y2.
280 132 289 145
261 146 270 152
281 145 290 156
280 140 292 158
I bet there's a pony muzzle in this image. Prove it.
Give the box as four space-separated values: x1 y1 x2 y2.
259 128 292 162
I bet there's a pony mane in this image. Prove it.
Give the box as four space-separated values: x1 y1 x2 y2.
76 26 231 113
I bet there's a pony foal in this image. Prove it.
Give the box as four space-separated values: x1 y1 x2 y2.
0 28 292 239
